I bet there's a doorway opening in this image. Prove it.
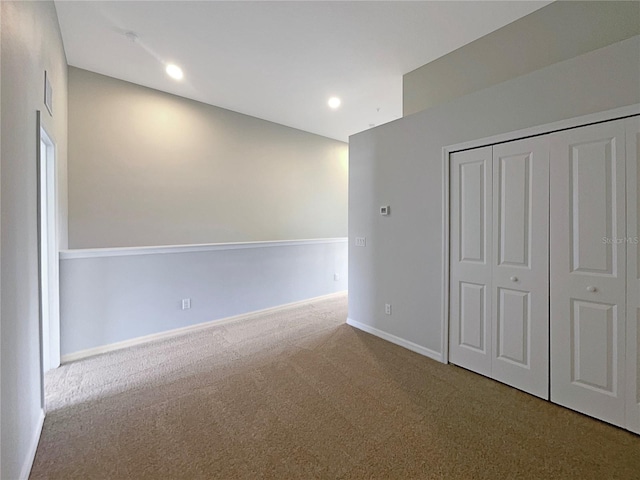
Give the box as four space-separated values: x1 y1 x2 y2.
38 112 60 390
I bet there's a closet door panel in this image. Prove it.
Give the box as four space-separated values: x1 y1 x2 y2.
450 147 493 377
492 138 550 399
496 288 529 364
626 116 640 434
550 120 627 427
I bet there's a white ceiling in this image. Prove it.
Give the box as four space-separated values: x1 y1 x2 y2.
55 1 550 142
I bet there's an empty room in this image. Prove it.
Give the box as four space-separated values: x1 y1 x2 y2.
2 1 640 479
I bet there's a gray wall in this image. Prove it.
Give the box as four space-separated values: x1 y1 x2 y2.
349 37 640 356
68 68 348 249
1 1 68 478
403 1 640 116
60 240 347 356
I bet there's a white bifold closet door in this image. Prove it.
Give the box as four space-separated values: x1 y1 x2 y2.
450 146 493 378
625 116 640 434
450 138 549 398
491 139 549 398
550 119 627 428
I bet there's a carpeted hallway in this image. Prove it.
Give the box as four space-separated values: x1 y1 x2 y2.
31 293 640 479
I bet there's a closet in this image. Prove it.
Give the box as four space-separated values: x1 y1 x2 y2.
449 114 640 434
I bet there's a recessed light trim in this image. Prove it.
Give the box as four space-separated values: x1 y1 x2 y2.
328 97 341 109
166 64 184 80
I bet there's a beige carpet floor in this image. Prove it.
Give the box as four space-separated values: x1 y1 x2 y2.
31 293 640 479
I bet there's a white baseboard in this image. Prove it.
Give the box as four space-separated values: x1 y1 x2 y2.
346 317 443 363
62 291 348 363
19 409 45 480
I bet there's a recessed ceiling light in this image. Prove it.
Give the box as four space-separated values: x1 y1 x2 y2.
328 97 341 109
165 64 184 80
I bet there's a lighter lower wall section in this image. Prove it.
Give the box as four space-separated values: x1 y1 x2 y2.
403 1 640 116
60 239 347 356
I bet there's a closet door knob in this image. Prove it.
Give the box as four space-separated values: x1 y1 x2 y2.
587 286 597 293
510 276 518 282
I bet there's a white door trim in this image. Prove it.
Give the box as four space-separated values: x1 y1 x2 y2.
37 111 61 382
441 104 640 365
625 116 640 434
